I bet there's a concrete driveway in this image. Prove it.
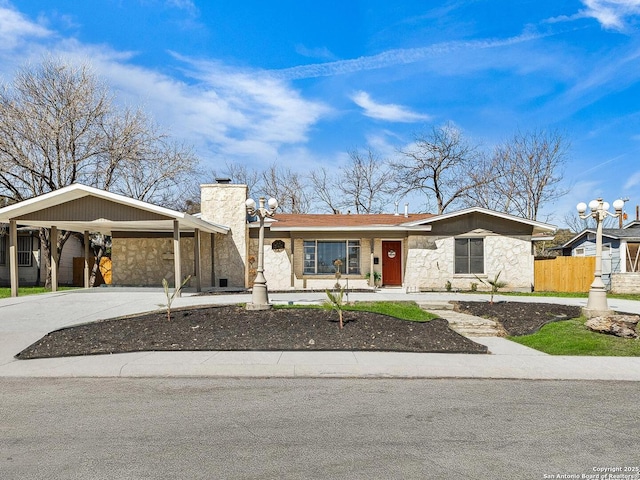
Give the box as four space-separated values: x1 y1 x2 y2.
1 288 640 380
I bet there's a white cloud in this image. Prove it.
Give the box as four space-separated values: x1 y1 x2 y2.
351 91 430 123
0 5 51 50
624 171 640 189
272 32 543 80
580 0 640 30
0 3 330 169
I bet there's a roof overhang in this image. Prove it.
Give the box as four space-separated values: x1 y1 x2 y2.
260 224 432 232
403 207 557 235
0 184 229 235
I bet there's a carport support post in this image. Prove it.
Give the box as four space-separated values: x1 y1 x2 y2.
173 220 182 298
50 225 58 293
9 220 18 297
194 228 201 292
83 231 90 288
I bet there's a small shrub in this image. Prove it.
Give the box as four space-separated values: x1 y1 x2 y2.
445 280 452 292
365 271 382 287
470 282 478 292
324 287 345 329
162 275 191 321
333 259 343 289
475 271 507 304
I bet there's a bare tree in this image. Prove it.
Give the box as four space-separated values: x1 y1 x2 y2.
213 161 261 195
308 148 391 214
0 58 198 287
391 123 486 214
258 163 310 213
309 166 342 213
340 148 391 213
476 129 569 221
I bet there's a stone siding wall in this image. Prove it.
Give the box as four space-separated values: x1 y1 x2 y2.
611 273 640 294
200 184 248 287
112 237 197 287
404 234 533 292
249 237 293 290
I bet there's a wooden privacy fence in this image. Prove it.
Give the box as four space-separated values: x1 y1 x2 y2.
72 257 112 287
534 256 595 293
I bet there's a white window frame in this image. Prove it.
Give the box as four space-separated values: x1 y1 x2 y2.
303 240 361 275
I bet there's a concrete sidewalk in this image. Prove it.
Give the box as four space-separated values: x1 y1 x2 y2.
1 288 640 380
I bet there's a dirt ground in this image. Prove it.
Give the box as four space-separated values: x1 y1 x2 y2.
16 301 584 360
16 304 488 359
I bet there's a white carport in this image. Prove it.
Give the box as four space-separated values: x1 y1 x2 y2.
0 184 229 297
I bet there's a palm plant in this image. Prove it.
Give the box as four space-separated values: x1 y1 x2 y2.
475 271 507 304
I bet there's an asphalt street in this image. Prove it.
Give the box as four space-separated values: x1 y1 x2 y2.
2 377 638 480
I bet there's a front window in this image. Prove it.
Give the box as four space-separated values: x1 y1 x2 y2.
17 235 32 267
0 236 6 266
303 240 360 275
454 238 484 274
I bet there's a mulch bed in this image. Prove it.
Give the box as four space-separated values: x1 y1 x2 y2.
16 305 488 359
453 301 583 336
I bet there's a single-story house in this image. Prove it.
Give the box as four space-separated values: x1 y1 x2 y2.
0 181 556 296
557 225 640 292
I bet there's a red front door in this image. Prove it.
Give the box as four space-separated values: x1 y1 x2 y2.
382 241 402 286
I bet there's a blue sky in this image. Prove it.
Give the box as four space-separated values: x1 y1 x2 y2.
2 0 640 226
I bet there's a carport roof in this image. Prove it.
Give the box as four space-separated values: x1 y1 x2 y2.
0 184 229 235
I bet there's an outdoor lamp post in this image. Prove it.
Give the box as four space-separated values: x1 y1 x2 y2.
576 198 625 317
245 196 278 310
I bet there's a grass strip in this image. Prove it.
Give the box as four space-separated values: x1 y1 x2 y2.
509 317 640 356
275 301 437 322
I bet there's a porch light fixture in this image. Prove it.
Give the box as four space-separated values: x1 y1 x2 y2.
245 196 278 310
576 198 625 317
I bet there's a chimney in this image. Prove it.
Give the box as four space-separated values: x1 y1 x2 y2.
215 178 231 184
404 203 409 218
394 201 399 216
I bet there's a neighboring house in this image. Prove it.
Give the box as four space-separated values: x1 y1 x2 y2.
0 182 556 295
558 225 640 291
0 225 81 287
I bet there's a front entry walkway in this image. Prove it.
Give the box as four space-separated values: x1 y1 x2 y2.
417 301 506 337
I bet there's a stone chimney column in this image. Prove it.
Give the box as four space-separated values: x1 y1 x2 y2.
200 182 249 288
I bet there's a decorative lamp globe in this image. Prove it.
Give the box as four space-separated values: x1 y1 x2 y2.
613 199 625 211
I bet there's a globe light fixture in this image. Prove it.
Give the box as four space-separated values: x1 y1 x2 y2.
245 196 278 310
576 198 624 317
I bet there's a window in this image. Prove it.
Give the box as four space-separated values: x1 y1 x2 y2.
303 240 360 275
574 247 585 257
17 235 32 267
454 238 484 274
0 236 5 266
0 235 32 266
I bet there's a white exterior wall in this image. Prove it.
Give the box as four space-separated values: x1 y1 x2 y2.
404 234 533 292
261 239 292 290
58 236 83 285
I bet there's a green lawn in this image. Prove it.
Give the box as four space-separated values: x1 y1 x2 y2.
509 317 640 356
276 301 438 322
0 286 78 299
